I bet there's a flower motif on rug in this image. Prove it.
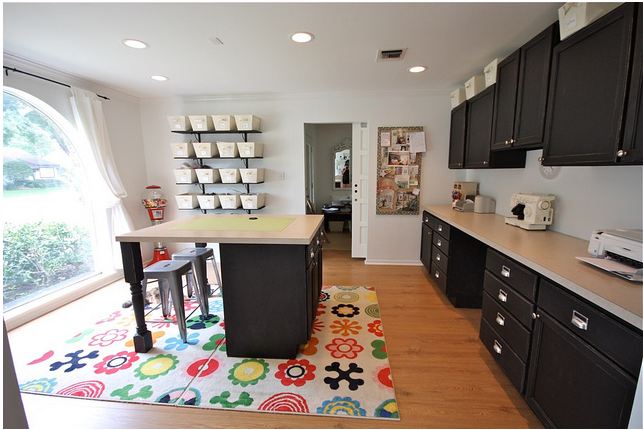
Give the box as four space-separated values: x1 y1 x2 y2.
187 358 219 377
94 351 139 375
311 317 324 334
228 359 270 387
274 359 316 387
156 387 201 406
19 378 57 393
375 399 399 418
89 329 128 347
299 336 318 355
134 354 179 380
164 333 199 351
259 393 309 413
186 314 220 330
316 303 326 316
96 311 121 325
27 350 54 365
49 349 99 373
364 291 378 303
325 338 364 359
202 333 226 352
210 391 253 408
329 319 362 336
316 396 366 416
371 339 388 359
367 320 384 337
319 291 330 302
364 304 380 318
331 304 360 318
110 384 153 401
333 291 359 303
324 362 365 391
124 331 165 347
184 300 200 311
150 317 176 329
375 365 394 389
56 380 105 398
336 286 360 291
65 328 94 344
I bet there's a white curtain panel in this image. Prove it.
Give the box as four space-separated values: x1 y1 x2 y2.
70 87 133 271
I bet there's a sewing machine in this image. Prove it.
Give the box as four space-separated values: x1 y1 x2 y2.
504 193 556 231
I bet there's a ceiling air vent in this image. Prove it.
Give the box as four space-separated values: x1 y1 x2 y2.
376 48 407 62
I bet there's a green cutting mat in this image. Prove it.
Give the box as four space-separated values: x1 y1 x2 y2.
172 216 296 232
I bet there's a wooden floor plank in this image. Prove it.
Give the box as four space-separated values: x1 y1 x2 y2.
9 250 540 428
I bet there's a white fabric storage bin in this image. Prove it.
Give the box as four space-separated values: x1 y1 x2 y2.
237 142 264 158
558 3 616 40
234 115 261 131
450 88 466 108
240 168 265 184
240 193 266 210
484 59 499 87
192 142 219 158
219 168 241 183
219 194 241 209
174 169 197 184
171 142 195 158
465 75 485 99
175 193 199 209
212 115 237 131
188 115 214 132
197 194 221 209
195 168 220 184
167 116 192 132
216 142 239 158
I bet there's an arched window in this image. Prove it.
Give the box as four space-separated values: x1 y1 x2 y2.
3 88 99 311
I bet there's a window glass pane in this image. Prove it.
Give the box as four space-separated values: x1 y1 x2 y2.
3 90 98 311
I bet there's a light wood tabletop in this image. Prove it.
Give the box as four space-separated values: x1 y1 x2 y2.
116 214 324 245
425 205 643 330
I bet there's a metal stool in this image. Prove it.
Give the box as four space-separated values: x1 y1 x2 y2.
142 260 196 342
172 247 222 317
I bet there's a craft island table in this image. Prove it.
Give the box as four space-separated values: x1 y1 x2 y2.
116 214 324 359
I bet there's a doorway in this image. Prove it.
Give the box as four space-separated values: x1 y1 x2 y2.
304 123 368 257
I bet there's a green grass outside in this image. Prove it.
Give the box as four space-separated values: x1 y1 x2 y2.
3 187 63 198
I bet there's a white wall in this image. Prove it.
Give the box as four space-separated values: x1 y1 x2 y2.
459 151 643 240
139 90 455 264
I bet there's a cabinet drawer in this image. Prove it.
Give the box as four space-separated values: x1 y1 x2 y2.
422 211 431 226
430 262 447 293
538 278 643 376
483 271 535 330
482 292 532 361
431 245 449 273
486 249 537 301
428 215 451 239
432 232 450 254
480 318 527 393
307 229 322 265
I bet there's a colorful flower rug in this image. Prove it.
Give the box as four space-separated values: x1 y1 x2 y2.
15 285 399 420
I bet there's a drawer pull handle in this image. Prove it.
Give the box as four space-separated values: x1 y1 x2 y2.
434 271 440 279
437 239 442 247
501 265 511 278
493 340 502 355
498 289 508 303
436 254 441 262
310 251 315 259
571 310 589 331
316 239 320 245
495 313 505 326
438 225 443 232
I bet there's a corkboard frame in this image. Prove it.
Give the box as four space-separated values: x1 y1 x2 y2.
376 126 423 215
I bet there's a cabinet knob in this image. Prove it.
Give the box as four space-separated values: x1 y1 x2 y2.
482 161 488 165
510 138 515 144
310 251 315 259
434 271 440 279
617 149 628 157
504 140 509 145
436 254 441 262
437 239 442 247
532 313 539 320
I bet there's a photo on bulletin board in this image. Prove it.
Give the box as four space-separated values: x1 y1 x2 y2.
376 126 425 215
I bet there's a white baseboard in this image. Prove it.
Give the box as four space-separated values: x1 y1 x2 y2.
364 259 423 266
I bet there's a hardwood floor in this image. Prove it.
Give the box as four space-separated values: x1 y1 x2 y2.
9 250 540 428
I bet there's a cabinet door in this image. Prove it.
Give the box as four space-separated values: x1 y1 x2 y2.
465 86 495 168
622 5 643 164
542 4 635 165
491 50 520 151
513 24 557 149
525 311 636 428
448 102 467 169
305 258 316 339
420 224 433 270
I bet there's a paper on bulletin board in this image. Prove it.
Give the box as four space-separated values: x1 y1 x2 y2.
381 132 391 147
409 131 426 153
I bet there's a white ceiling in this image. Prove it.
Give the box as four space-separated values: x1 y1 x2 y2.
3 2 561 99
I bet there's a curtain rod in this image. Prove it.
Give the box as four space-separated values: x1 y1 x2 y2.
3 66 111 101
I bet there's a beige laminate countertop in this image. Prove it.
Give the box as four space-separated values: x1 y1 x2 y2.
116 214 324 245
425 205 643 330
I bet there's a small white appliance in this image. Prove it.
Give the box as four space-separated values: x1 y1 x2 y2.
588 229 643 266
474 195 496 214
504 193 555 230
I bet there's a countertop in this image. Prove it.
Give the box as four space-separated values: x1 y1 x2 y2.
116 214 324 245
424 205 643 330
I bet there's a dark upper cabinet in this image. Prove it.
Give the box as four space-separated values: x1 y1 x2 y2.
491 51 521 150
622 5 643 164
542 3 636 165
465 85 526 169
448 101 467 169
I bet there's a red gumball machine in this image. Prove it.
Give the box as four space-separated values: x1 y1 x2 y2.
142 185 171 265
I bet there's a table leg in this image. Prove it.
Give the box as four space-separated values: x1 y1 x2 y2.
120 241 153 352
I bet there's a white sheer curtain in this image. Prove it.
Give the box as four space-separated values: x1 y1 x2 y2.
70 87 133 272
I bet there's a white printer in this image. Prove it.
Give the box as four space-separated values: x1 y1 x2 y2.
588 229 643 266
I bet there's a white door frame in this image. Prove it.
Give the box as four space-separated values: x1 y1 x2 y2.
351 122 368 258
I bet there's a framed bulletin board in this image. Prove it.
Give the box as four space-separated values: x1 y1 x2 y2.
376 126 425 215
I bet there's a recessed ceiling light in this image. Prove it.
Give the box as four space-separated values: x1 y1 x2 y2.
151 75 168 82
409 66 427 73
291 32 314 43
122 39 147 49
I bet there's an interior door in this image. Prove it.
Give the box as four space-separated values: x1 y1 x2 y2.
351 122 368 258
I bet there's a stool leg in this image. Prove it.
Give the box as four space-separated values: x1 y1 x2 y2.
192 260 210 316
185 273 194 298
170 274 187 342
159 279 172 318
210 256 222 295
